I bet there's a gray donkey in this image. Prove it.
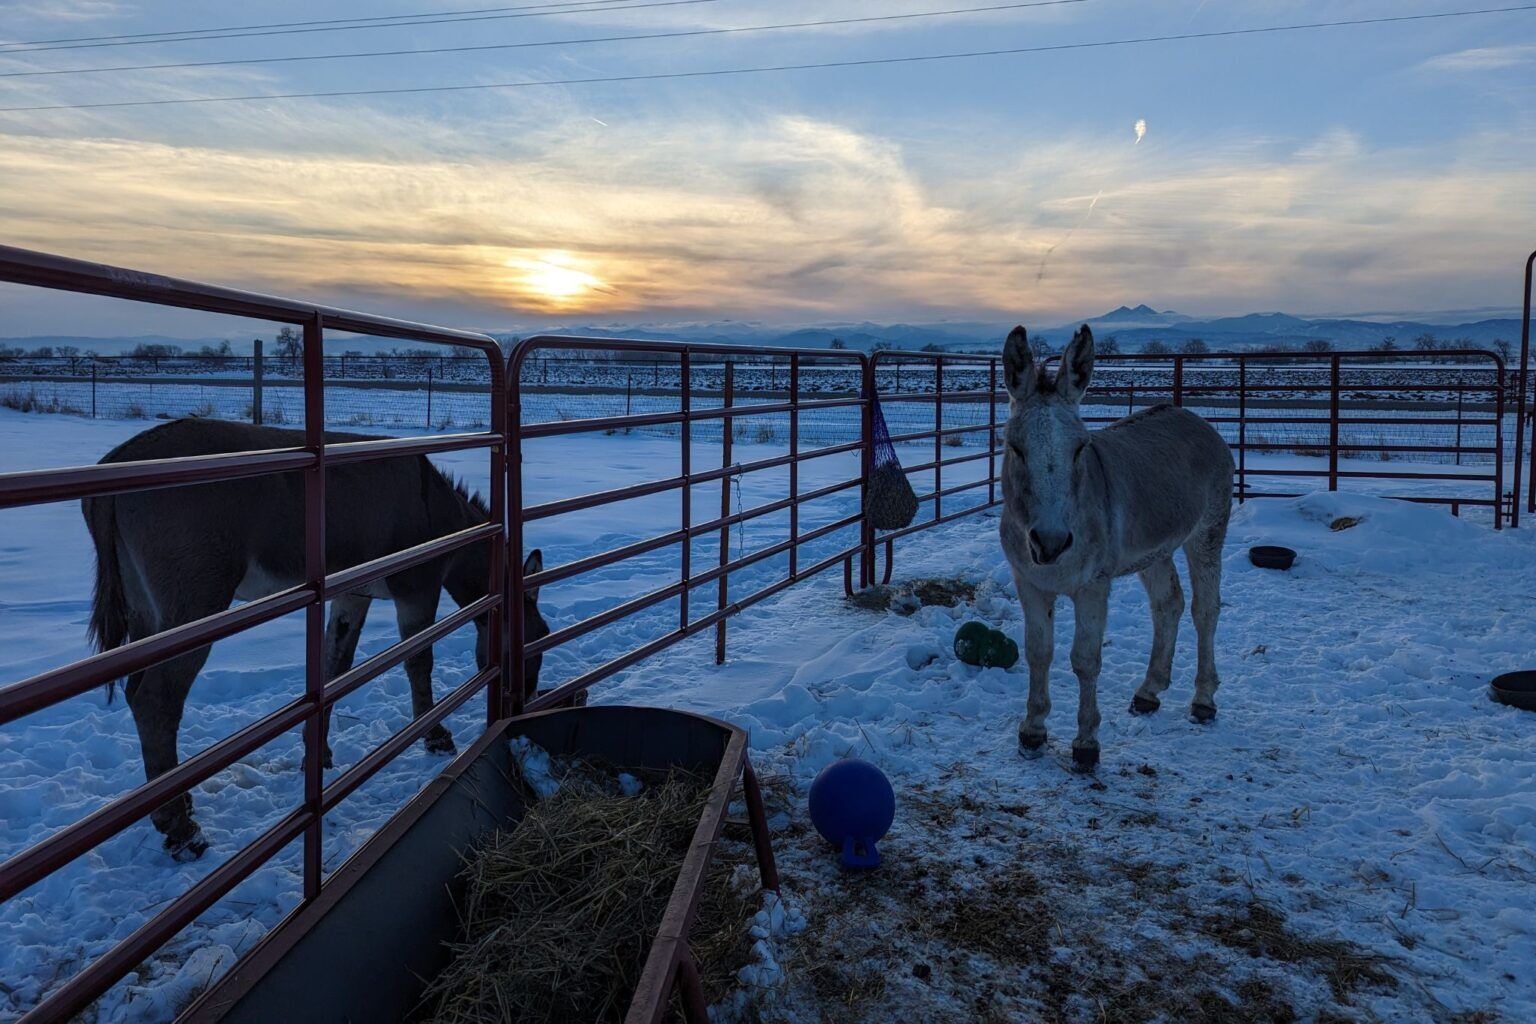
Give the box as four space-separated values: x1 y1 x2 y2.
999 325 1234 770
84 418 550 860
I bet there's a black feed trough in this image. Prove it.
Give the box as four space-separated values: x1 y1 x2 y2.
1490 671 1536 712
181 705 776 1024
1249 545 1297 571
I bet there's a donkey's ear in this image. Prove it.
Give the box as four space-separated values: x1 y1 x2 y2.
1002 326 1037 400
1056 325 1095 404
522 548 543 601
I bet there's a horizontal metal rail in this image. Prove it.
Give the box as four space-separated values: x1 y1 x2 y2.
322 594 500 707
0 586 311 725
321 664 497 812
323 522 501 598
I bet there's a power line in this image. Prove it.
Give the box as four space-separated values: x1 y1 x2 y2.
0 0 649 48
0 0 727 55
0 0 668 48
0 0 1094 79
3 5 1531 114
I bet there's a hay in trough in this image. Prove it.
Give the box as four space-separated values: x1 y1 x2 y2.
419 758 710 1024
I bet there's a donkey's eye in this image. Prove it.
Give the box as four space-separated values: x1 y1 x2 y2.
1009 443 1026 460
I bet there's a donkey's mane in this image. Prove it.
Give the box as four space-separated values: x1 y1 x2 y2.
450 475 490 518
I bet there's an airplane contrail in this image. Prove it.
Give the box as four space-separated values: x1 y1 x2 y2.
1036 189 1105 284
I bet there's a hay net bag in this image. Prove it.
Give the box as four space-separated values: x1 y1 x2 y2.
866 389 918 530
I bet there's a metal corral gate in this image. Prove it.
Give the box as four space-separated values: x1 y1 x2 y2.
0 247 512 1023
863 346 1511 585
0 244 1524 1021
505 336 875 713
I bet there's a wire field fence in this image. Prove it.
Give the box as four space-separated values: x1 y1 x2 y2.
2 353 1527 472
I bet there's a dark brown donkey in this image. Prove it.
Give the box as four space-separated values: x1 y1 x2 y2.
83 418 549 861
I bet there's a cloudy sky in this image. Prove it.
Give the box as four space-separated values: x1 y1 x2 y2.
1 0 1533 335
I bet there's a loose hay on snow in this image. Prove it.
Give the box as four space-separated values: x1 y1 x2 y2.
418 759 711 1024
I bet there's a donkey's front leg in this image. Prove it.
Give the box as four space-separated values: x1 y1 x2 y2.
1016 582 1056 755
1069 582 1110 771
394 592 456 755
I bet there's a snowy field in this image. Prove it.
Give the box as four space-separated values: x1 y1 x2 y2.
2 407 1535 1022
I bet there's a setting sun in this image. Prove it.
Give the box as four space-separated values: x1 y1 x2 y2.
508 252 605 306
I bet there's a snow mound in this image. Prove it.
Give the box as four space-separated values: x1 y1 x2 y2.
1229 492 1490 575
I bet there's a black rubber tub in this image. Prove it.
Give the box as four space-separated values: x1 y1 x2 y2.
180 706 777 1024
1249 545 1297 571
1491 671 1536 712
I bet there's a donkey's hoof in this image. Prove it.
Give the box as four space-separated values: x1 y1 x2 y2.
425 727 457 756
1130 694 1161 716
322 748 335 770
1071 745 1100 772
1190 703 1217 724
1018 727 1047 757
165 826 209 863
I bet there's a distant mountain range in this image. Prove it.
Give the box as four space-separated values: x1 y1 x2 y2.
3 306 1523 356
502 305 1522 353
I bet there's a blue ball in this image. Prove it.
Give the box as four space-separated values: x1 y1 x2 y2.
808 758 895 869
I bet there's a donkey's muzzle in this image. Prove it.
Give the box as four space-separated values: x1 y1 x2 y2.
1028 528 1073 565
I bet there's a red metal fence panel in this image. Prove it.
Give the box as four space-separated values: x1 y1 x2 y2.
0 246 507 1024
505 336 871 713
869 347 1510 580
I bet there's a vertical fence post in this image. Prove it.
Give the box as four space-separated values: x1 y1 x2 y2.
626 372 633 420
1455 391 1464 467
1238 358 1247 503
716 361 733 665
300 313 326 903
1173 356 1184 407
426 369 434 430
1494 356 1505 529
1519 250 1534 523
934 356 944 523
252 338 264 426
988 360 998 507
789 354 800 579
680 351 692 633
1328 354 1341 492
90 362 96 419
859 356 875 590
496 349 514 721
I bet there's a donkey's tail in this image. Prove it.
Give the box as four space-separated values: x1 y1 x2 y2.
84 495 128 704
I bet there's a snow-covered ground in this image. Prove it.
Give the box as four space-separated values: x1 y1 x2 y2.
2 408 1534 1022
